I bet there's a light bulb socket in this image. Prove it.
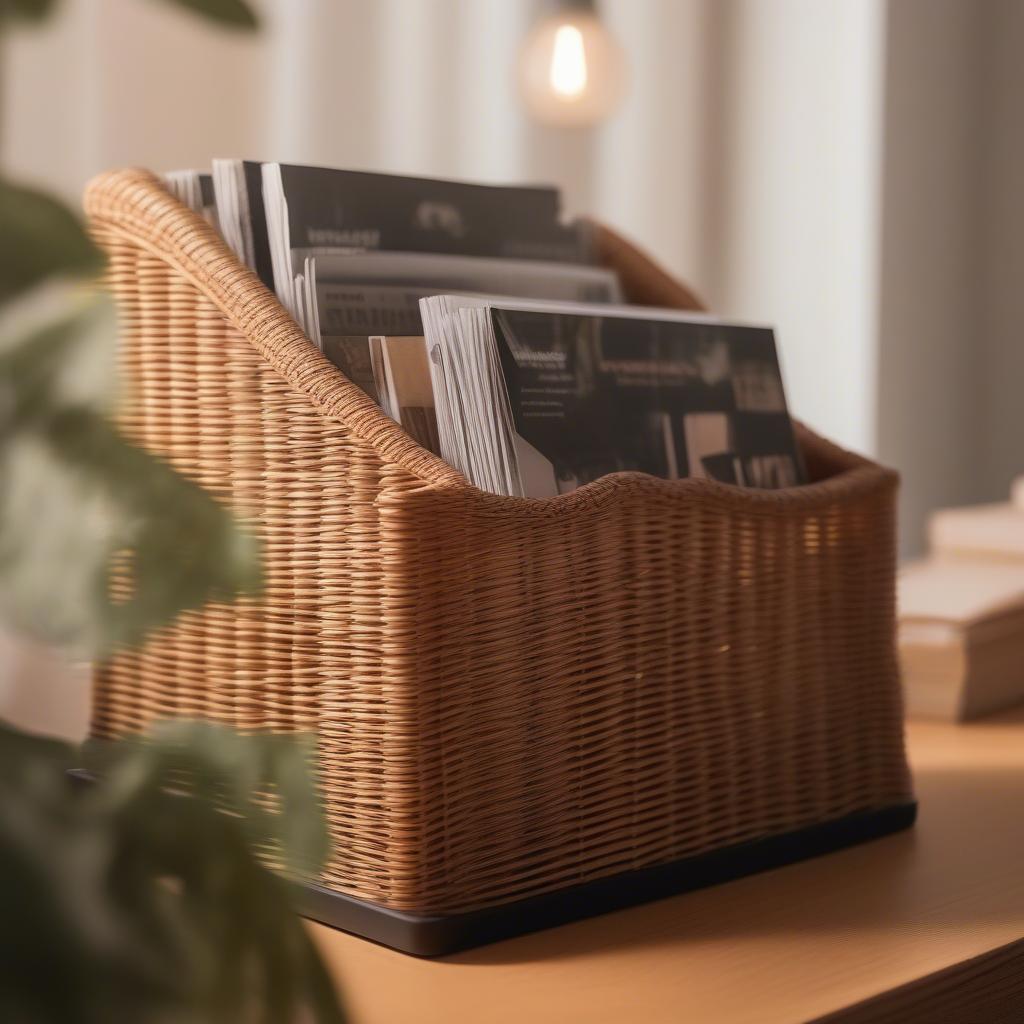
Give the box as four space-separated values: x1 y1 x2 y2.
544 0 598 14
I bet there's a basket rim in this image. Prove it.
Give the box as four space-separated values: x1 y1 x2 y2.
83 167 896 512
395 435 897 519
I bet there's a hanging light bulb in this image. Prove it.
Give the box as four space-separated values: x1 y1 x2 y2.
519 0 627 126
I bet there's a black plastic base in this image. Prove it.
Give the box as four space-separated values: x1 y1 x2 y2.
296 801 917 957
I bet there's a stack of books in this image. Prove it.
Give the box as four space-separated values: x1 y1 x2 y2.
900 484 1024 720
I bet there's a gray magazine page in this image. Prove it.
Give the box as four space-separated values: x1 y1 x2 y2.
272 163 589 263
309 252 621 343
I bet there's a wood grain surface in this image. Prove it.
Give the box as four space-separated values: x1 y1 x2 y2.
311 709 1024 1023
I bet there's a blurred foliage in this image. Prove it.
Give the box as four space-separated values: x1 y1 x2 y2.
0 0 60 23
0 0 258 28
0 721 344 1023
0 2 262 653
0 2 347 1023
0 284 262 652
156 0 259 30
0 181 106 301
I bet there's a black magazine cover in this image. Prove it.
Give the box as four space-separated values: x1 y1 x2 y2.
275 164 589 264
241 160 275 287
198 173 216 210
491 308 805 495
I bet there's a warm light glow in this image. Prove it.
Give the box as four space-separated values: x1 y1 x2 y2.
519 11 627 126
549 24 588 99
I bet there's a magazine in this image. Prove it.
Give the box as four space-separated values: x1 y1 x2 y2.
211 159 274 287
164 170 219 231
419 296 805 497
296 249 620 345
260 163 592 313
372 336 441 455
260 163 598 320
197 160 623 417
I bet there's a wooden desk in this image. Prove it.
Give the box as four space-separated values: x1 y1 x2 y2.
312 710 1024 1023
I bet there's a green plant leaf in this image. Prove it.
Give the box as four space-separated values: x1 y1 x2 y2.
0 0 61 23
154 0 258 29
93 721 330 875
0 405 264 652
0 721 346 1023
0 290 262 653
0 180 105 302
0 284 119 416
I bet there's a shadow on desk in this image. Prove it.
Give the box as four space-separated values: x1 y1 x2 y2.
442 758 1024 966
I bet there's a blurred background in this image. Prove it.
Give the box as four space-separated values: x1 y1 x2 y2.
3 0 1023 735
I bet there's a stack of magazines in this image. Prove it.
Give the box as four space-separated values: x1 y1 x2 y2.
164 170 219 231
419 296 803 497
163 161 804 498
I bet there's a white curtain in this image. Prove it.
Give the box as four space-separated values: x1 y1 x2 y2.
3 0 1022 736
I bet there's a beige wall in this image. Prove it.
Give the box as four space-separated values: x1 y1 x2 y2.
876 0 1024 554
979 0 1024 509
711 0 886 456
3 0 272 200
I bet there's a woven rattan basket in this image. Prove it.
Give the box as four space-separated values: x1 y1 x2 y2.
85 168 915 956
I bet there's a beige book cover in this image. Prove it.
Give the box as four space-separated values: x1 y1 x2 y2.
378 336 441 456
928 502 1024 560
899 558 1024 626
1012 476 1024 510
899 559 1024 721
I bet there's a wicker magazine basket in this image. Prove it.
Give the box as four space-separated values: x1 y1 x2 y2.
85 169 914 956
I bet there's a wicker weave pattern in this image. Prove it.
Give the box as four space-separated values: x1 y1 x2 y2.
87 169 911 915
